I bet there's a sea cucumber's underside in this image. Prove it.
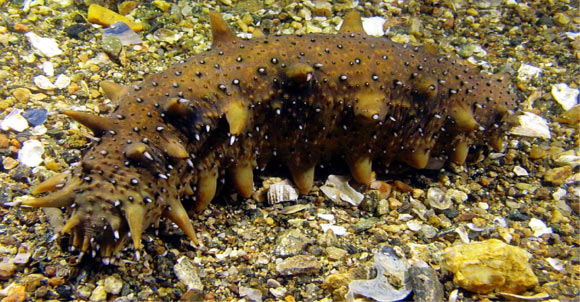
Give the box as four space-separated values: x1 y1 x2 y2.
21 11 517 263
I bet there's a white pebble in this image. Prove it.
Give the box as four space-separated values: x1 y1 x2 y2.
34 75 56 90
317 213 335 221
18 140 44 167
320 224 347 236
25 32 63 57
517 63 542 81
529 218 553 237
513 166 529 176
54 74 71 89
509 112 551 139
1 109 29 132
42 61 54 76
551 83 579 111
362 17 386 36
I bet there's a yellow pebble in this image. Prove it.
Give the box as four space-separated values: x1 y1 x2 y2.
152 0 171 12
466 8 479 17
265 217 275 226
87 4 143 32
118 1 138 15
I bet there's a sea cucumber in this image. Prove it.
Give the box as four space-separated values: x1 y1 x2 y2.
22 11 517 262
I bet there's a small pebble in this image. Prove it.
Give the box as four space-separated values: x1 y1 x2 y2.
12 88 31 103
174 256 203 292
361 17 386 36
104 275 123 295
33 75 56 90
276 255 322 276
103 22 142 46
544 166 573 186
239 286 262 302
517 64 542 81
509 112 551 139
87 4 143 32
22 108 48 127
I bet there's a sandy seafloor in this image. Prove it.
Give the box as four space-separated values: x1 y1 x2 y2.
0 0 579 301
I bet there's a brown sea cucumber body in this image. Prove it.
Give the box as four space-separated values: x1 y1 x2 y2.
24 12 517 262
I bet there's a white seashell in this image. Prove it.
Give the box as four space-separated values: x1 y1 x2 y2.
320 224 347 236
362 17 386 36
517 63 541 81
42 61 54 76
509 112 551 139
54 74 71 89
513 166 529 176
34 75 56 90
267 179 298 204
18 139 44 167
551 83 578 111
529 218 553 237
25 32 63 58
320 175 364 206
1 109 29 132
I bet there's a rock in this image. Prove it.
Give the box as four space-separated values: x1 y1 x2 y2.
54 74 71 89
513 166 529 176
65 23 90 39
89 285 107 301
274 229 311 257
269 286 287 298
318 228 337 247
152 0 171 12
102 35 123 58
544 166 573 185
553 12 570 26
346 246 411 301
87 4 143 32
21 273 46 292
352 217 379 232
376 198 390 215
174 256 203 292
11 88 31 103
442 239 538 294
559 104 579 125
104 274 123 295
312 0 332 17
509 112 551 139
1 109 28 132
326 247 348 260
18 140 44 167
118 1 138 15
25 32 63 57
408 266 444 302
276 255 322 275
0 261 16 279
239 286 262 302
103 22 142 46
0 283 26 302
551 83 578 110
22 108 47 126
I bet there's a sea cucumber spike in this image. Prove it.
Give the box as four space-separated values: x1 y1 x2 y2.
124 142 153 161
163 198 199 245
289 164 315 195
61 214 82 234
22 187 75 208
209 10 239 48
32 172 68 194
164 140 189 159
285 63 315 83
488 135 504 151
81 234 91 252
194 168 218 212
224 100 248 135
412 75 439 101
339 11 365 34
230 160 254 198
124 203 145 250
452 138 470 165
448 104 479 131
354 90 387 122
163 97 190 116
401 148 431 169
100 80 129 102
348 156 373 185
64 110 114 136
